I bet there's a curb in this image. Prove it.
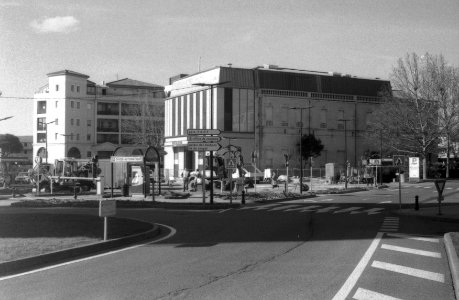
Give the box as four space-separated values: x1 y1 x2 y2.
444 233 459 299
393 210 459 224
0 219 161 277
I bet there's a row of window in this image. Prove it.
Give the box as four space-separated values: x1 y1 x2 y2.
56 84 81 93
37 133 92 143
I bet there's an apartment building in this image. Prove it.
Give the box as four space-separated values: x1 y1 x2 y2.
164 65 391 177
33 70 165 165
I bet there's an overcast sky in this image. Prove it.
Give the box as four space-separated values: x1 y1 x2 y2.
1 0 458 136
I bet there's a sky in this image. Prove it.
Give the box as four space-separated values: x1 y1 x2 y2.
1 0 458 136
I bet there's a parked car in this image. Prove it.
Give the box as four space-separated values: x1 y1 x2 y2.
15 172 30 184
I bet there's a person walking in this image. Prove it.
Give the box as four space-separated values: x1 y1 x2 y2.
181 169 190 191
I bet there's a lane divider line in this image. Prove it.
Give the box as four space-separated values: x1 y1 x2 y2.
371 260 445 282
332 232 384 300
353 287 402 300
381 244 441 258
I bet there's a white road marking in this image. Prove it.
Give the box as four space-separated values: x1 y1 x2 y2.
386 233 440 243
351 208 384 215
381 244 441 258
285 205 321 212
378 200 392 204
218 208 232 213
315 206 340 213
320 198 334 202
269 204 299 211
332 232 383 300
446 187 453 190
0 223 177 282
371 260 445 282
424 186 432 189
333 207 362 214
353 287 402 300
252 204 281 210
303 199 317 203
380 228 398 232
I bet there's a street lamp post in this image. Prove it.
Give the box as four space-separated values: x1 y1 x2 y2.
289 107 312 194
193 81 230 205
339 119 351 189
45 120 56 164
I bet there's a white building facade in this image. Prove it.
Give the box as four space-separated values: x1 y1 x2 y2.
164 65 391 178
33 70 165 165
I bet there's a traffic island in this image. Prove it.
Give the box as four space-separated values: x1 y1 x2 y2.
0 213 160 277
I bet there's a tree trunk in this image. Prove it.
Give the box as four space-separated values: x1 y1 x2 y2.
446 137 450 178
422 157 427 180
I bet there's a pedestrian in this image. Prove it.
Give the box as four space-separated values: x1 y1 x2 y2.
271 171 278 189
181 169 190 191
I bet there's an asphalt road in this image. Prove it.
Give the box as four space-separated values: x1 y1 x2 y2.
1 187 459 299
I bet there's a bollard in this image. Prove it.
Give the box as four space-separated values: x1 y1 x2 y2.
415 195 419 211
73 181 78 200
12 188 16 198
241 190 245 205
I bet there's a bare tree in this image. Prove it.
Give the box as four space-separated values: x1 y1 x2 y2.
367 53 459 179
120 102 164 148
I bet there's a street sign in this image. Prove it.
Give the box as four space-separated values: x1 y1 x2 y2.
110 156 143 163
434 179 446 195
187 136 222 142
226 158 237 169
369 159 381 166
99 200 116 217
188 142 222 151
187 129 221 135
393 155 405 166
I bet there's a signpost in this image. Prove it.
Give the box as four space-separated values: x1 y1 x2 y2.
369 159 381 187
187 136 221 143
187 142 222 152
393 155 405 209
99 200 116 241
434 179 446 216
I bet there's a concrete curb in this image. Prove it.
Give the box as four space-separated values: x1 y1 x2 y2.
0 219 161 277
444 233 459 299
393 210 459 224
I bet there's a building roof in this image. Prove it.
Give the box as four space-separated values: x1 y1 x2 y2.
47 70 90 79
106 78 163 89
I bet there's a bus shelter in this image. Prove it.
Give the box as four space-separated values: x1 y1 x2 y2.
110 146 162 198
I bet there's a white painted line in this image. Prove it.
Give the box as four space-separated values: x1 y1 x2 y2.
446 187 453 190
285 205 321 212
218 208 232 214
424 187 432 189
380 228 398 232
351 208 384 215
332 232 384 300
269 204 300 211
381 244 441 258
386 233 440 243
316 206 340 213
353 287 402 300
385 217 399 220
372 260 445 282
381 225 399 229
303 199 317 203
379 201 392 204
252 204 281 210
320 199 334 202
382 223 399 226
0 223 177 282
333 207 362 214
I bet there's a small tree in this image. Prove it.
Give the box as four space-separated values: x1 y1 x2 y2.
299 134 324 164
0 134 23 177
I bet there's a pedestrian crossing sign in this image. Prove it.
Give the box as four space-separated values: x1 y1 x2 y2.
226 158 237 169
393 155 405 166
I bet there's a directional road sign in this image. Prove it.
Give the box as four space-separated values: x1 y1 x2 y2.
188 142 222 151
187 129 221 135
187 136 222 143
369 159 381 166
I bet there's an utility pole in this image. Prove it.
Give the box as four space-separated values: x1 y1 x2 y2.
339 119 351 189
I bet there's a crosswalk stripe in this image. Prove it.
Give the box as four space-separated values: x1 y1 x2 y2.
316 206 340 213
350 208 385 215
380 228 398 232
252 204 281 210
385 233 440 243
353 287 402 300
269 205 300 211
334 207 362 214
381 244 441 258
285 205 321 212
378 200 392 204
372 260 445 282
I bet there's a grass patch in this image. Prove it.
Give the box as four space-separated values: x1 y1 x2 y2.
0 213 152 263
